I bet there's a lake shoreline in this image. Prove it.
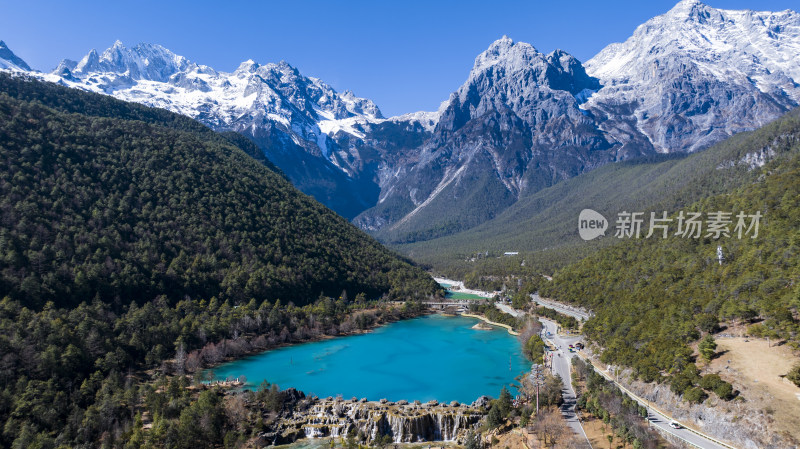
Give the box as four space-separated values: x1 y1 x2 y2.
461 312 520 336
210 313 529 403
178 304 434 379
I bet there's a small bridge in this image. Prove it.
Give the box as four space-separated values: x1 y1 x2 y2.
423 302 471 310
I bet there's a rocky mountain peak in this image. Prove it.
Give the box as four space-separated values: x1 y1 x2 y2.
669 0 710 15
74 49 99 74
440 37 599 133
70 41 194 82
469 36 542 80
584 0 800 153
236 59 260 73
0 40 31 71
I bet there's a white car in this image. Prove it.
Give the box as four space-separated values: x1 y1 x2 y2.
669 421 681 429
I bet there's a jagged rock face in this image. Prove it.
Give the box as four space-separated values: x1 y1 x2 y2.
354 38 622 241
356 2 800 240
584 0 800 154
3 0 800 231
272 399 484 445
439 37 600 131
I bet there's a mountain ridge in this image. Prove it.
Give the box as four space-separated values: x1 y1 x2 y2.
0 72 438 309
10 39 401 218
2 0 799 240
356 0 800 243
584 0 800 153
0 40 31 71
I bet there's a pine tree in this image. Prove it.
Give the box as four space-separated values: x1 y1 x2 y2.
698 335 717 363
498 386 513 417
486 402 503 428
464 430 480 449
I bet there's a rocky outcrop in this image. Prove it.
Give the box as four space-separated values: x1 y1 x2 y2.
619 373 797 449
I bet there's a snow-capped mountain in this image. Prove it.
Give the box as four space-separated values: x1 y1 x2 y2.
353 37 625 239
0 41 31 71
2 0 799 237
33 40 435 218
356 0 800 239
53 40 385 144
585 0 800 153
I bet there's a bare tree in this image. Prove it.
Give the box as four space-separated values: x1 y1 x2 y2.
224 394 249 427
533 409 565 447
185 351 202 372
174 343 187 375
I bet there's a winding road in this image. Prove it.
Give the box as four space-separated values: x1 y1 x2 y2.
531 293 592 321
525 298 735 449
539 317 591 446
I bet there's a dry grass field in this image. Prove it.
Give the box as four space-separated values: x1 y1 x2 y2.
707 337 800 441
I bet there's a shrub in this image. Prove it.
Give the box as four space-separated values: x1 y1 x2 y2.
699 373 722 390
713 381 735 400
786 363 800 388
670 374 694 395
683 387 707 404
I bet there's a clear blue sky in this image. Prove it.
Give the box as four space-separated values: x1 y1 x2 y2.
1 0 797 116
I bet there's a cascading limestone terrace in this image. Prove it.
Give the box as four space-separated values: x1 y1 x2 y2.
262 397 489 445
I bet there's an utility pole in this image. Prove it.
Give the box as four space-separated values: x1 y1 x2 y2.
530 364 545 415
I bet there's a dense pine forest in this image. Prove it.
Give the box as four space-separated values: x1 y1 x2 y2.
0 73 438 309
0 73 438 447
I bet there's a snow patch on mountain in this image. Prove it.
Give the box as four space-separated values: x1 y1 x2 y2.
584 0 800 153
29 41 386 163
587 0 800 96
0 41 31 71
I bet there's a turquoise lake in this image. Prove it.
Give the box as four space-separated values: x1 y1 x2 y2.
211 314 529 403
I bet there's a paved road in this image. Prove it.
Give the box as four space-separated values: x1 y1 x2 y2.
496 296 734 449
492 303 591 444
589 364 732 449
535 304 735 449
539 318 591 446
495 302 523 318
531 293 592 321
646 412 731 449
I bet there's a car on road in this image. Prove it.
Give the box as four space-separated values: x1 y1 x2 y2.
669 421 681 429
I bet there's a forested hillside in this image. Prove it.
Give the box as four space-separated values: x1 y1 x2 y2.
0 73 439 447
539 111 800 386
0 73 437 310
